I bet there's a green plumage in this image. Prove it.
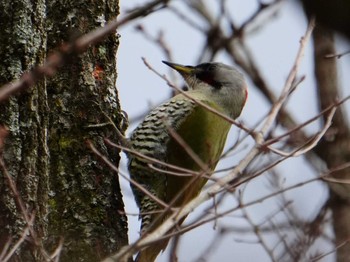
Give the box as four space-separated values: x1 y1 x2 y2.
166 97 231 206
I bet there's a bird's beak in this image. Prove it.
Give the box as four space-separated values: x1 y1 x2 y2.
162 61 195 75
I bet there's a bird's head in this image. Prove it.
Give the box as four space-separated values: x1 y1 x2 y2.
163 61 248 119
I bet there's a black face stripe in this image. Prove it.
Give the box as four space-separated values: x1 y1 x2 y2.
196 71 223 89
207 79 223 89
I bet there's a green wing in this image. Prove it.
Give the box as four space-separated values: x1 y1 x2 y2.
166 99 231 206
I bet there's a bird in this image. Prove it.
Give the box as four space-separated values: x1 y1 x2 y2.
127 61 248 262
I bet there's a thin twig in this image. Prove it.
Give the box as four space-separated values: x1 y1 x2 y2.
259 17 316 136
0 158 50 260
87 140 169 209
310 239 350 261
240 197 278 262
1 224 32 262
264 95 350 146
267 107 336 157
324 50 350 59
105 138 200 176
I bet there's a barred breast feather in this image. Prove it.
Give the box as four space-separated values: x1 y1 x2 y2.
128 97 196 229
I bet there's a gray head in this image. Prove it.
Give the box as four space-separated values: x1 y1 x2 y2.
163 61 248 119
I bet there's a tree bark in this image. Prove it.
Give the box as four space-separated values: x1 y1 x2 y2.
0 0 128 261
312 24 350 262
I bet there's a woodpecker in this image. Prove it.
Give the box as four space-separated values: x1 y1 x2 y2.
128 61 247 262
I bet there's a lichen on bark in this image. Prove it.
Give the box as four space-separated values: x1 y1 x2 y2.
0 0 128 261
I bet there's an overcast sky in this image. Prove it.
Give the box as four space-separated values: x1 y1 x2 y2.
116 1 350 261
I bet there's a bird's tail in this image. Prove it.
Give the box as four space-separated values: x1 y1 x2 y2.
135 215 188 262
135 239 169 262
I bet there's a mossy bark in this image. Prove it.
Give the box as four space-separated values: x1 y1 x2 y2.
0 0 128 261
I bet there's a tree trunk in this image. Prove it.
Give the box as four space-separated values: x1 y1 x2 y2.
0 0 128 261
312 24 350 262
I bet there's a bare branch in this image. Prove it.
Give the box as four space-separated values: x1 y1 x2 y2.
268 106 336 157
0 0 170 103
